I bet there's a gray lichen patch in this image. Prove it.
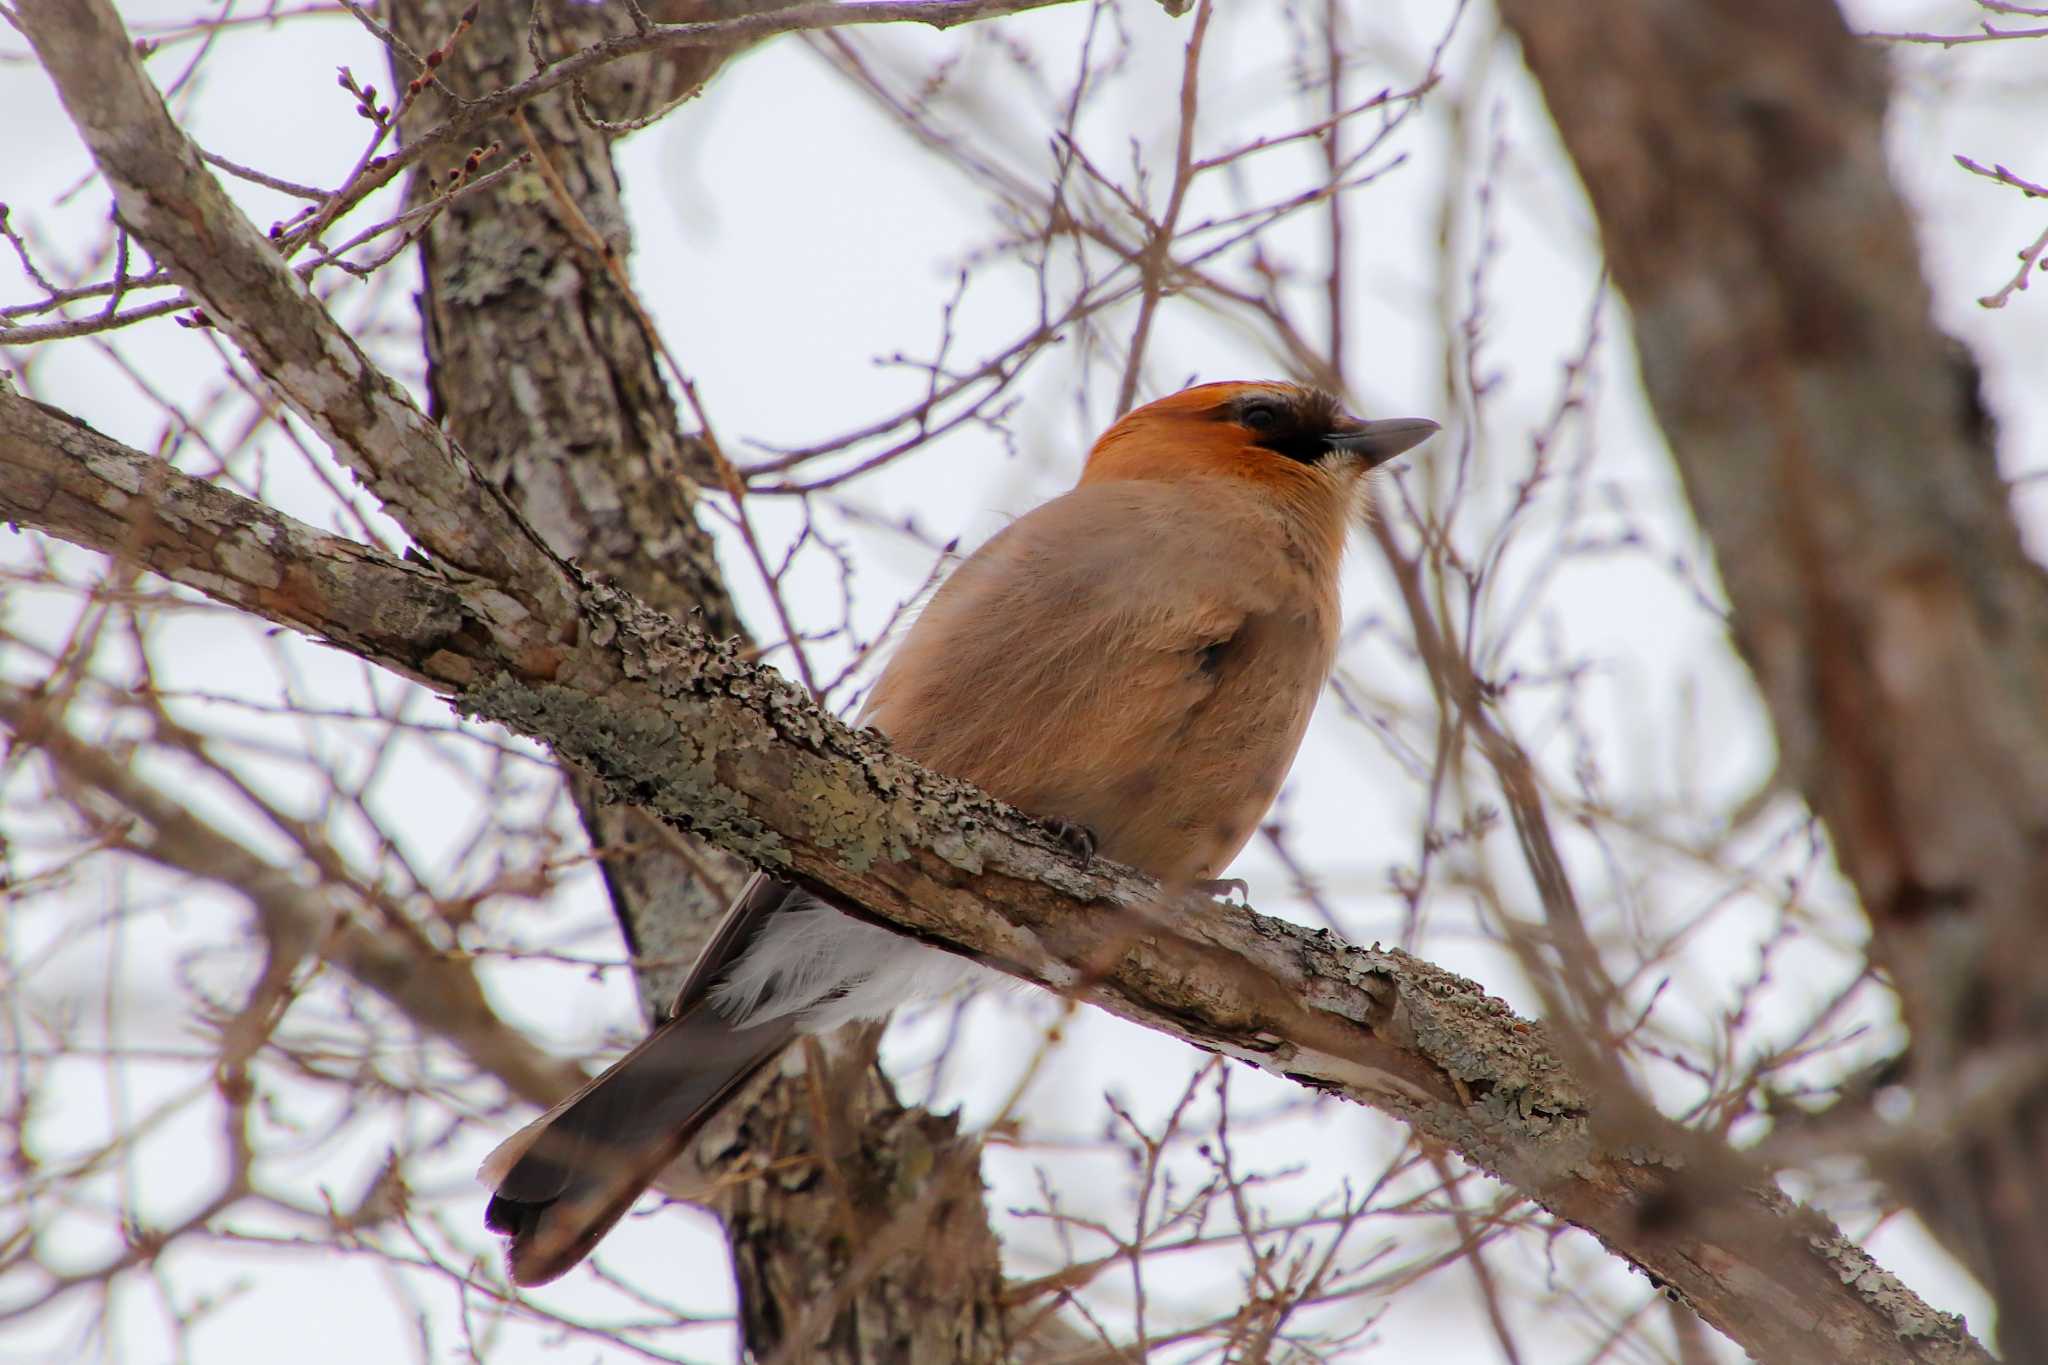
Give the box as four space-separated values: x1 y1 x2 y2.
787 765 903 874
1806 1227 1978 1351
456 672 793 872
216 528 286 589
561 583 1028 881
1349 946 1588 1135
925 814 988 876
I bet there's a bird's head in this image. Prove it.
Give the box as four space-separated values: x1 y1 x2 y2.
1079 382 1438 498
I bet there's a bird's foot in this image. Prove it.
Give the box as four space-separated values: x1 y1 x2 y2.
1192 877 1250 906
1045 818 1098 863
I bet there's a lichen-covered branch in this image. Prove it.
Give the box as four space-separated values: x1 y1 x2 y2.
0 386 1987 1364
0 378 497 691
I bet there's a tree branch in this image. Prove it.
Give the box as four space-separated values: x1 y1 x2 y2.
380 3 1011 1353
0 383 1987 1365
15 0 580 644
0 681 585 1111
0 378 491 692
304 0 1087 245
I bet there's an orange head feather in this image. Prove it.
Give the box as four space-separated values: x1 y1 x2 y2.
1079 381 1437 497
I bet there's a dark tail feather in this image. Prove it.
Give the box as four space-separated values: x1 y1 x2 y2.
481 1001 796 1286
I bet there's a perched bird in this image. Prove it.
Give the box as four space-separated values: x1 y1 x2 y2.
482 380 1438 1285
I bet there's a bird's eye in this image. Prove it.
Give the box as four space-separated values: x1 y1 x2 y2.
1241 401 1281 431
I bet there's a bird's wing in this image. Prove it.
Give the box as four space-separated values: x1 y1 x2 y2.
863 479 1305 878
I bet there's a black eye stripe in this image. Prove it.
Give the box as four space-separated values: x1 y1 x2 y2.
1205 387 1348 465
1233 396 1319 462
1255 430 1331 464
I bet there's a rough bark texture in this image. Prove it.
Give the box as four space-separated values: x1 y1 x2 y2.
382 3 1007 1358
390 0 751 1019
719 1036 1009 1363
1495 2 2048 1355
0 384 1990 1364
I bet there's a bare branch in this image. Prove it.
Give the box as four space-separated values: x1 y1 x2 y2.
15 0 579 638
0 380 511 690
0 685 586 1110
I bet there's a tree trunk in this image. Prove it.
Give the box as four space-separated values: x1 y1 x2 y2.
385 4 1008 1357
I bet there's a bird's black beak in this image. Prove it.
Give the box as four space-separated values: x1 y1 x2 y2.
1325 416 1440 469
